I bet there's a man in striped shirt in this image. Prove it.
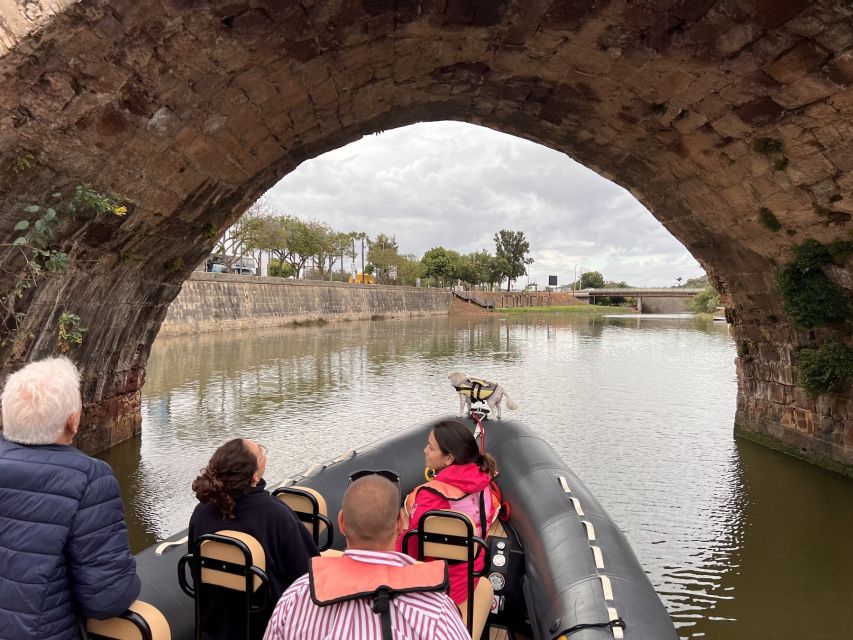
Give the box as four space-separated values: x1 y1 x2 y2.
263 474 471 640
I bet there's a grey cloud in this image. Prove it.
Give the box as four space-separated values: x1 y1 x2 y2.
266 122 705 287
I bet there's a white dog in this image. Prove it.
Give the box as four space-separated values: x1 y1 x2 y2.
448 372 518 420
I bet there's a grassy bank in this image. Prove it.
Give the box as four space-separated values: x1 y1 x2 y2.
499 305 635 314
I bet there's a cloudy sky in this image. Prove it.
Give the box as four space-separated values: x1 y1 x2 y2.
264 121 705 288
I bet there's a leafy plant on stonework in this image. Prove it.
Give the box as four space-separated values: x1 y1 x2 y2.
168 256 185 273
12 153 34 174
1 184 129 350
797 341 853 397
777 239 849 328
57 311 86 353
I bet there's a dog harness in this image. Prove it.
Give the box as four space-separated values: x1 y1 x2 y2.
309 556 448 640
453 377 496 402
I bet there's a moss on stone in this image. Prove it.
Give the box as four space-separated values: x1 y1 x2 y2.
777 239 849 327
753 137 784 155
827 240 853 264
796 341 853 396
758 207 781 231
773 156 789 171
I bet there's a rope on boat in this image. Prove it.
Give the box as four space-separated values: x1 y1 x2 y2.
561 617 626 636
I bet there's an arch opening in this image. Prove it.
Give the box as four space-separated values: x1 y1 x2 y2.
0 0 849 469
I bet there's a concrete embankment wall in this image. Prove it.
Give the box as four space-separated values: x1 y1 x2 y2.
638 297 691 313
160 272 452 335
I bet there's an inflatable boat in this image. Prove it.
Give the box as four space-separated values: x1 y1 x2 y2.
129 416 677 640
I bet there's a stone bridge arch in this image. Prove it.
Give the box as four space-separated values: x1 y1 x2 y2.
0 1 850 469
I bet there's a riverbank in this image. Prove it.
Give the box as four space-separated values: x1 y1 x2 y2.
160 272 452 335
500 304 636 314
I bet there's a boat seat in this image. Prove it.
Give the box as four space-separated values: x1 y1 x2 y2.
403 509 491 639
177 530 270 640
86 601 171 640
273 486 335 551
459 577 494 640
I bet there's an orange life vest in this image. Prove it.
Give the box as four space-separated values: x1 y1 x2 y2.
309 555 448 640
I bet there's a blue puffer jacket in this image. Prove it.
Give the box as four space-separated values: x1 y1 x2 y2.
0 435 141 640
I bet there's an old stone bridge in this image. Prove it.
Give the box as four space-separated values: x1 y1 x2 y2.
0 1 850 473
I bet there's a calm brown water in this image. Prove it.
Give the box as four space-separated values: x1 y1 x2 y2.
99 313 853 640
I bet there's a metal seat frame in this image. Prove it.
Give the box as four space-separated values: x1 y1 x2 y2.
273 486 335 551
85 610 155 640
402 509 491 637
177 532 270 640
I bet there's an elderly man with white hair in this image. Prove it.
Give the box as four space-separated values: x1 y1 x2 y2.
0 356 140 640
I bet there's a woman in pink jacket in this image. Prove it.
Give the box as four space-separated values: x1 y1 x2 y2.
397 419 500 605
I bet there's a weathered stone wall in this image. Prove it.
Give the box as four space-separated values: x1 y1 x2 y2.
0 0 77 57
0 1 850 464
160 273 452 335
469 291 588 307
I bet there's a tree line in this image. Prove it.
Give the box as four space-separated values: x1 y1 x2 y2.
213 203 535 291
214 202 714 300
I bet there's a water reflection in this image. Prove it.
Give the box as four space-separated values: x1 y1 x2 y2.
97 313 853 640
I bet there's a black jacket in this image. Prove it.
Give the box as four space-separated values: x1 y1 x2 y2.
188 481 319 640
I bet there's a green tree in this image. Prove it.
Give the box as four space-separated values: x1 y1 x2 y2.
395 254 422 286
579 271 606 289
488 255 510 291
421 247 455 286
305 220 338 279
332 232 356 280
681 274 709 288
446 249 463 284
352 231 368 281
494 229 533 291
456 254 478 288
602 279 631 306
368 234 401 283
690 285 721 314
268 258 295 278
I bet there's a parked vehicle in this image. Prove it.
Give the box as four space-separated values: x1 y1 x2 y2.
205 254 256 275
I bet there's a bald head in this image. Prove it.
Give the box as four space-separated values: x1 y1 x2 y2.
339 475 401 550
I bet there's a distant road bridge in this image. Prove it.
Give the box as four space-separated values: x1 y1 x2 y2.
573 288 702 313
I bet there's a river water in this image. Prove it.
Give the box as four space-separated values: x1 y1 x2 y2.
99 313 853 640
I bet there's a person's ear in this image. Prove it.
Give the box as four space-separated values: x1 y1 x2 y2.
337 510 346 538
65 412 80 440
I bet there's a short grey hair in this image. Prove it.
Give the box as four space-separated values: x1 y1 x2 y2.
1 357 82 445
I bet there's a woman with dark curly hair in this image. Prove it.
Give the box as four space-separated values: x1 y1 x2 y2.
188 438 318 640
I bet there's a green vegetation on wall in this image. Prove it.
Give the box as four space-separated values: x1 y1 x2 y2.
797 341 853 397
2 184 127 351
757 207 781 232
777 239 849 328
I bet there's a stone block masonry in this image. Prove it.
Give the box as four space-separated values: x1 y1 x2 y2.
159 273 452 335
1 0 850 468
